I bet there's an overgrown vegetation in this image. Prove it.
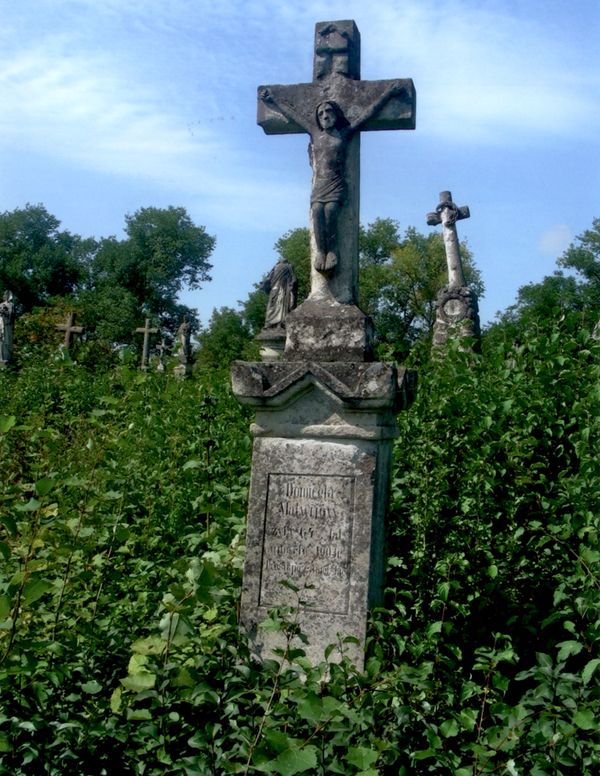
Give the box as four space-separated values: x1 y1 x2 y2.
1 314 598 773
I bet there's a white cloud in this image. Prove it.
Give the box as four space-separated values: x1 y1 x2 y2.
538 224 572 257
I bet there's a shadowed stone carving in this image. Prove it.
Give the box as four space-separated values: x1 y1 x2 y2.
0 290 16 367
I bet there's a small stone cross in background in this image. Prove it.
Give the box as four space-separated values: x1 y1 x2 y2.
56 312 83 350
427 191 480 350
135 318 159 370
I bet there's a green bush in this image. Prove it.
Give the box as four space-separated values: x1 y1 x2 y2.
0 326 598 774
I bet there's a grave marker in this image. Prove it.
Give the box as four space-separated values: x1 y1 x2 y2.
427 191 481 350
56 312 83 350
232 20 417 668
135 318 159 370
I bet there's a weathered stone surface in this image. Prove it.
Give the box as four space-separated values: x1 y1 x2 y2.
283 297 374 362
233 360 416 666
432 285 481 348
56 312 83 350
255 327 286 362
231 360 415 414
257 19 415 306
234 20 417 669
135 318 159 370
236 376 394 665
241 437 387 667
427 191 481 351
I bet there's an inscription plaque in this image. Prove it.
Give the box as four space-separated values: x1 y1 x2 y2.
259 473 354 613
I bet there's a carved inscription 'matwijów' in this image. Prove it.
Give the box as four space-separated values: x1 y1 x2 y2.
259 473 354 613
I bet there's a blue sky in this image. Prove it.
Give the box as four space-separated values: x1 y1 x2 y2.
1 0 599 327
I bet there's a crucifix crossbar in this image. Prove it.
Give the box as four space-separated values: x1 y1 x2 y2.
258 20 416 305
56 312 83 349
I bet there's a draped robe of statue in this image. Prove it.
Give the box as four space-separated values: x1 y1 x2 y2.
0 291 16 364
262 259 298 328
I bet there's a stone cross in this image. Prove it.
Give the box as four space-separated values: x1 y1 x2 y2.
135 318 158 370
426 191 470 288
56 312 83 350
258 20 415 304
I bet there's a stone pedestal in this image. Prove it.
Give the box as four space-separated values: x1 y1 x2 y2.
173 362 193 379
232 358 415 667
256 327 286 362
432 285 481 350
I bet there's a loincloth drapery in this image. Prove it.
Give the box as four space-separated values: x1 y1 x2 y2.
311 175 346 205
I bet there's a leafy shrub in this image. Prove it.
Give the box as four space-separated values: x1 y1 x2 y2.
0 325 598 774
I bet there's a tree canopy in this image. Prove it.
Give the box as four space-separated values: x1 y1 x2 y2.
491 218 600 339
200 218 482 364
0 203 215 349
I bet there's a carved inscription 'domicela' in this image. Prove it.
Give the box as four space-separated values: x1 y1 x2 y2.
258 473 354 613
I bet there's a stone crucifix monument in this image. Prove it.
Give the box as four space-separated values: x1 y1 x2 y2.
427 191 481 350
232 20 417 668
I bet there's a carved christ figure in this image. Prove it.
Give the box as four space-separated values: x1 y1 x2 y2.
259 82 406 274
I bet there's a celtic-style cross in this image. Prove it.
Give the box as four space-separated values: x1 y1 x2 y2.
258 20 415 305
427 191 470 288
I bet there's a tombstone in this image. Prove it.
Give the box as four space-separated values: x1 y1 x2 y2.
0 290 16 367
256 258 298 361
231 20 417 668
134 318 159 370
427 191 481 351
56 311 84 351
174 316 193 378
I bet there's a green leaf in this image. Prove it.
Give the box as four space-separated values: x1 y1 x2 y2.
121 673 156 692
1 514 16 535
556 640 583 662
0 541 10 561
110 687 122 713
16 498 41 512
0 415 16 433
271 745 318 775
573 708 596 730
439 718 460 738
345 745 379 769
23 578 53 604
427 621 442 637
0 594 11 619
81 680 102 695
581 658 600 685
35 477 55 497
126 708 152 721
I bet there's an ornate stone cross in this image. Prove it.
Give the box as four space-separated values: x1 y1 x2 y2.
426 191 470 288
258 20 415 305
56 312 83 350
427 191 480 350
135 318 159 370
